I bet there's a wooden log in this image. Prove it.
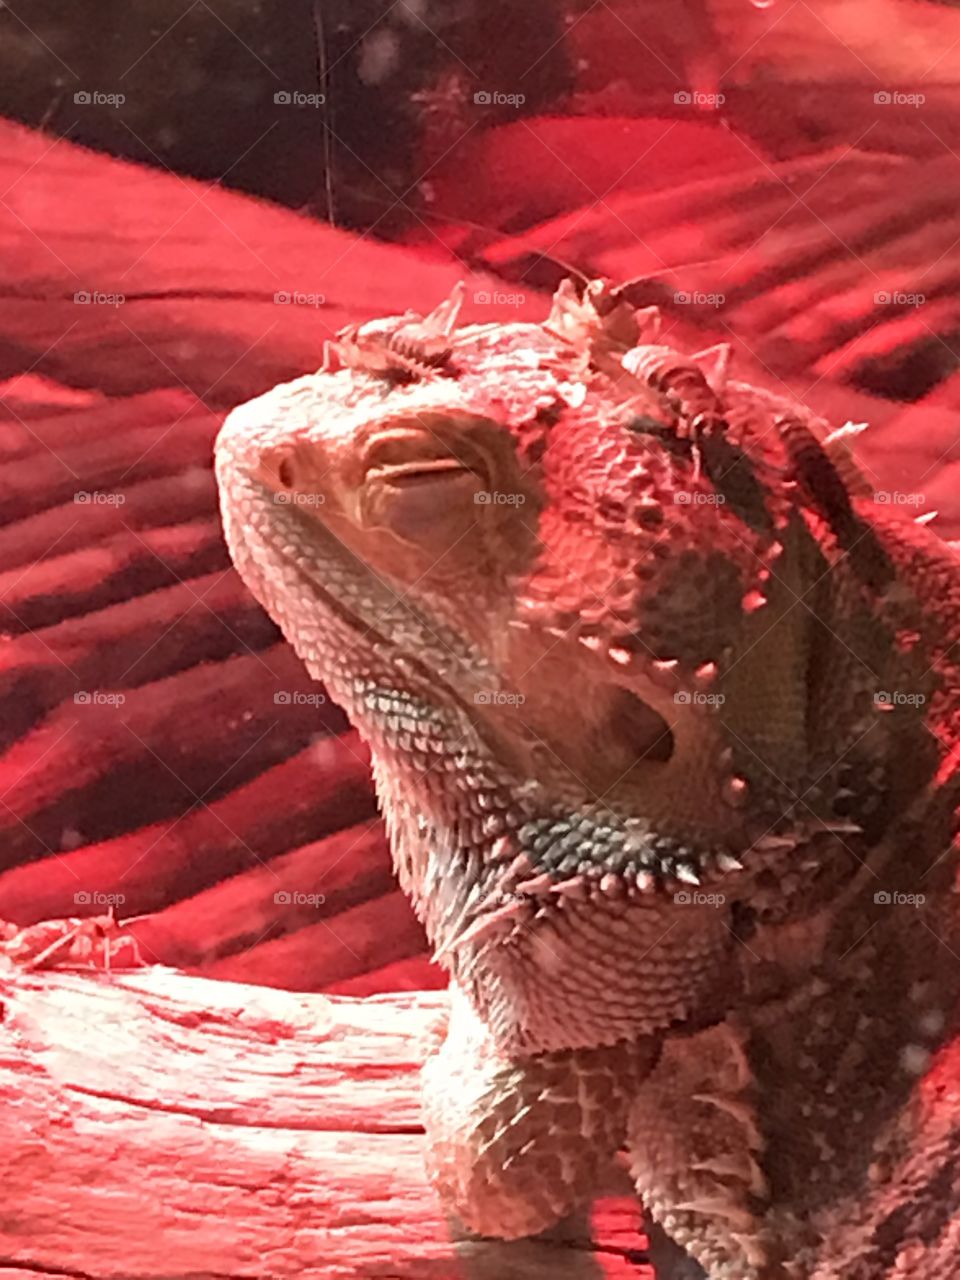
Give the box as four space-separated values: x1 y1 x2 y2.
0 968 652 1279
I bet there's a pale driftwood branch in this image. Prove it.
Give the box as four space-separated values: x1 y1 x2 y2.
0 969 650 1279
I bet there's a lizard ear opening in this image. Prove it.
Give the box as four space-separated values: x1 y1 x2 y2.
611 688 674 763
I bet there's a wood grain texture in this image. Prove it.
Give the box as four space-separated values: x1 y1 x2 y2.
0 968 652 1280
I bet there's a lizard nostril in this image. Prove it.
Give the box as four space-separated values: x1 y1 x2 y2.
276 454 297 489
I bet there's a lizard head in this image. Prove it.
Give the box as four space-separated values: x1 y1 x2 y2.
215 280 938 1048
216 287 773 833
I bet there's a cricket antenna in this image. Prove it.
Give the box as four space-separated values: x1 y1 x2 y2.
515 249 734 308
308 181 729 302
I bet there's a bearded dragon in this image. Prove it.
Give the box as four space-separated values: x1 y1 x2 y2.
215 279 960 1279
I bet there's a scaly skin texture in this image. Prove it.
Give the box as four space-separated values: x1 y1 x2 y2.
215 282 960 1279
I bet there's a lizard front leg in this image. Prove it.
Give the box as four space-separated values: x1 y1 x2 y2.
422 986 659 1238
627 1019 785 1280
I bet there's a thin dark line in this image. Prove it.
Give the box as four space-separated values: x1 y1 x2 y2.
313 0 337 227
